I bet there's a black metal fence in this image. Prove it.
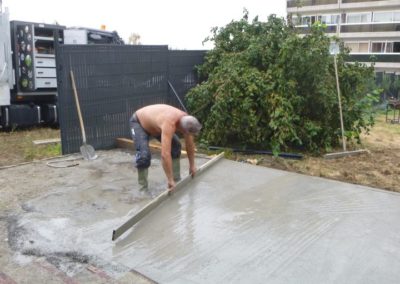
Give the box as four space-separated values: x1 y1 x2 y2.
56 44 206 154
168 50 206 108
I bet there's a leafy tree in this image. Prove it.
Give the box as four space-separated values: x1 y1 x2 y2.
187 12 377 154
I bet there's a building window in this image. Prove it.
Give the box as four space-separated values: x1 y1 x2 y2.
395 12 400 22
292 14 340 26
320 14 340 25
370 42 400 53
373 11 400 23
291 15 300 25
344 41 400 54
346 13 372 24
359 43 369 52
387 42 394 53
292 15 319 26
394 42 400 53
389 42 400 53
373 12 392 23
371 42 385 53
301 16 312 25
344 42 369 53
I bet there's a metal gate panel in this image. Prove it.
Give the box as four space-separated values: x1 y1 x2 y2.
56 45 206 155
168 50 206 108
56 44 169 154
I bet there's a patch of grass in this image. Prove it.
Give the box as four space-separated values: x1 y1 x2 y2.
0 127 60 166
24 143 61 161
358 112 400 151
371 112 400 136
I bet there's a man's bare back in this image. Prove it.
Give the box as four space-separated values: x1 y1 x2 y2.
135 104 187 136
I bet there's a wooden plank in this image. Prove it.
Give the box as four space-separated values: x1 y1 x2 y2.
115 137 188 154
112 152 225 241
115 137 136 151
323 149 369 159
32 138 61 145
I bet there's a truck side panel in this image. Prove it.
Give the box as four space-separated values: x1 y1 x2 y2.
0 6 13 106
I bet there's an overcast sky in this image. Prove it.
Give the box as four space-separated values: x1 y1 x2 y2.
2 0 286 49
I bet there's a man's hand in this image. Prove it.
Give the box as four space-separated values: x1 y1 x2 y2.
167 179 176 193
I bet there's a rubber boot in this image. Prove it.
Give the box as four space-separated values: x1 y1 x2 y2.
138 168 148 191
172 158 181 182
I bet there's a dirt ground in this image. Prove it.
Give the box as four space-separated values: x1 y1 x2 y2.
235 114 400 193
0 149 194 283
0 113 399 192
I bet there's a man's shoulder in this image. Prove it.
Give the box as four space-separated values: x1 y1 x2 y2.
139 104 181 113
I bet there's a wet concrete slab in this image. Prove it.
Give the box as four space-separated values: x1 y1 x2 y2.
1 149 208 282
2 151 400 283
112 159 400 284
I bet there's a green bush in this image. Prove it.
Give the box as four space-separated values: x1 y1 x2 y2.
186 12 378 154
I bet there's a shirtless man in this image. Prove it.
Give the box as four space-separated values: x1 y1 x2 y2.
129 104 202 192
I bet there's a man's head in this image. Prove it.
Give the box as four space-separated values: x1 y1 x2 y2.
180 115 202 136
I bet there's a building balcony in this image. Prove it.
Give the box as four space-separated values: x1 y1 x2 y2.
341 22 400 33
296 22 400 38
288 0 394 6
287 1 339 13
349 54 400 62
341 0 400 11
287 0 338 8
342 0 387 3
348 53 400 71
287 0 399 13
296 25 338 34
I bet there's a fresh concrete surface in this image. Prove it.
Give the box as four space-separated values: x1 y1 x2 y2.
0 149 209 283
1 150 400 283
112 159 400 283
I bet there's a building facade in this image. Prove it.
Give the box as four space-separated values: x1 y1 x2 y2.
287 0 400 73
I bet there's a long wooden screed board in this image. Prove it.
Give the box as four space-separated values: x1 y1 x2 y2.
112 152 224 241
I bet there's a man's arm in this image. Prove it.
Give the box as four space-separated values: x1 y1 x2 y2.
184 134 196 176
161 124 175 189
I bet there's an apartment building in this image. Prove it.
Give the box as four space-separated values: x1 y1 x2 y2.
287 0 400 73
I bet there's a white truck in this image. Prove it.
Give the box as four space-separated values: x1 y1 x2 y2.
0 2 124 129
